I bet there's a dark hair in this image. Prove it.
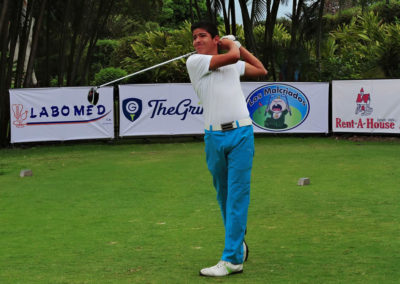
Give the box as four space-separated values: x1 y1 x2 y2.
191 21 219 38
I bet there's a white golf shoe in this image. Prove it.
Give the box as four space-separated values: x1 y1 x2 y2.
243 240 249 262
199 260 243 277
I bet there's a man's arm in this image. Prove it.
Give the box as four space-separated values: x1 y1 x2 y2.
240 46 268 77
209 39 240 70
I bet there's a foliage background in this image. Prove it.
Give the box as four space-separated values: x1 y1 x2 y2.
2 0 400 145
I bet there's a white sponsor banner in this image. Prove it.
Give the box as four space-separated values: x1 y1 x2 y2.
119 84 204 136
9 87 114 143
332 80 400 133
119 82 329 136
243 82 329 133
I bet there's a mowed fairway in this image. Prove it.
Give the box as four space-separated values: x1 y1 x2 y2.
0 137 399 283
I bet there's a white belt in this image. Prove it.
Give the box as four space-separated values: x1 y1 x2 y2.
205 118 253 131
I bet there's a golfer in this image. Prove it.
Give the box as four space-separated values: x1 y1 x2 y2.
186 21 267 277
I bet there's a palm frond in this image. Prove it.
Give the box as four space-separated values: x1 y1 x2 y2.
211 0 223 14
251 0 267 25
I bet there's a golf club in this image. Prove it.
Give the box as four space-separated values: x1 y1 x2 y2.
87 51 196 105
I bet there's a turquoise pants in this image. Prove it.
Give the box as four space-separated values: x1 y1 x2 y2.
204 125 254 264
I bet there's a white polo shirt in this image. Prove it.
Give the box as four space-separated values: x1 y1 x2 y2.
186 54 250 127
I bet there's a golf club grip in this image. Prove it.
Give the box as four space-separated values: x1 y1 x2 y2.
99 51 196 88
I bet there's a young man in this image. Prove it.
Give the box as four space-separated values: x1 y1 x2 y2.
186 22 267 277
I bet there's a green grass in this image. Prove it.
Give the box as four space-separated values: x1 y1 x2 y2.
0 137 399 283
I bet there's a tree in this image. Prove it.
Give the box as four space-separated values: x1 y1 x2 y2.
159 0 207 28
120 22 194 83
0 0 24 146
316 0 325 77
57 0 72 86
25 0 48 87
229 0 237 35
205 0 213 22
0 0 119 144
15 0 34 88
238 0 258 54
220 0 231 34
321 12 387 80
209 0 237 36
0 0 10 35
263 0 285 80
286 0 304 81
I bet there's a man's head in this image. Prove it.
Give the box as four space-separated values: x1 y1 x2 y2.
191 21 220 55
191 22 219 38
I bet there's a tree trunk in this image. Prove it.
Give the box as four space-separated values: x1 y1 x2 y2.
189 0 194 23
58 0 72 86
24 0 47 87
0 0 10 36
15 0 34 88
220 0 230 34
0 0 23 145
66 1 85 85
44 0 50 86
264 0 280 81
0 1 11 146
193 0 202 21
286 0 303 81
213 0 218 25
83 0 115 85
6 0 23 89
205 0 214 23
71 0 99 85
316 0 325 78
238 0 258 55
229 0 237 36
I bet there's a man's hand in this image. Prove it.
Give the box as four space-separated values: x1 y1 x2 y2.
209 36 240 70
220 36 267 77
221 35 236 41
218 38 239 51
221 35 241 48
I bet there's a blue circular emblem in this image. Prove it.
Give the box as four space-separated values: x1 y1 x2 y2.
246 83 310 132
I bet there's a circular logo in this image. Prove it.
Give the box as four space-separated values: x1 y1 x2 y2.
126 100 139 113
246 83 310 132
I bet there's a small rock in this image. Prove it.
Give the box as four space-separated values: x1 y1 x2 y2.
298 177 310 186
20 169 33 177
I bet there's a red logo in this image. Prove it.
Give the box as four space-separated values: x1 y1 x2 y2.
12 104 28 128
355 88 373 116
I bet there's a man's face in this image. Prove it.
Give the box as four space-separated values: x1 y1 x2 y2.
192 28 219 55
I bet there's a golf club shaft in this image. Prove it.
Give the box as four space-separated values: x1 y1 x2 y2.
98 51 196 88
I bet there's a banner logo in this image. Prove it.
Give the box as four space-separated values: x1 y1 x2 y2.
122 98 142 122
355 88 373 116
12 104 28 128
12 103 110 127
246 84 310 131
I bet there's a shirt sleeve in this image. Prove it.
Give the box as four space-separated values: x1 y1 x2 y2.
186 54 212 83
235 60 246 76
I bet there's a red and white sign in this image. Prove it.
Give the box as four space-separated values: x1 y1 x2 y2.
332 80 400 133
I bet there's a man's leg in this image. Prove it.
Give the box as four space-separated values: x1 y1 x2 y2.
221 126 254 264
204 131 228 226
200 127 253 277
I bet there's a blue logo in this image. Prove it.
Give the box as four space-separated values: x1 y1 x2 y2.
246 83 310 131
122 98 142 122
25 104 110 125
